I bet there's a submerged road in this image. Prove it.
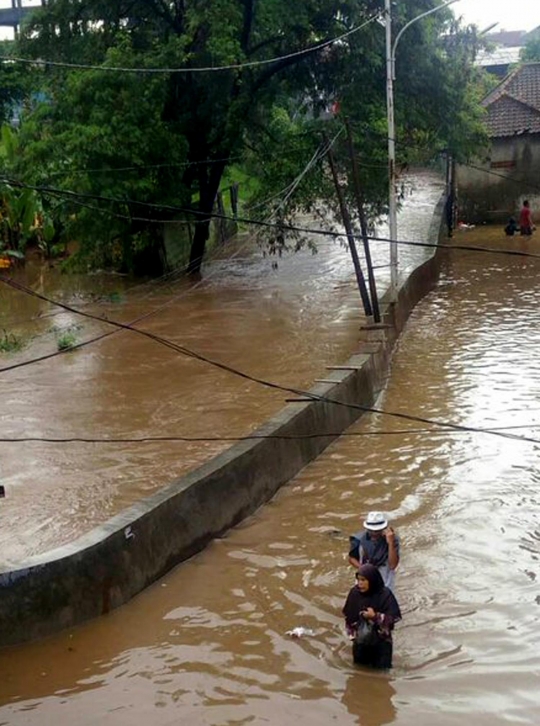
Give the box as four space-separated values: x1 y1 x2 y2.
1 225 540 723
0 170 444 563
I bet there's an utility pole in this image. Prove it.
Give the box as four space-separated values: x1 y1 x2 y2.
385 0 398 303
324 135 373 318
385 0 460 301
344 119 380 323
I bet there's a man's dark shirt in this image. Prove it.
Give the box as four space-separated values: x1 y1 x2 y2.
348 531 400 568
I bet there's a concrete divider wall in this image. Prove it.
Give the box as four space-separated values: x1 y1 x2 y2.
0 194 447 647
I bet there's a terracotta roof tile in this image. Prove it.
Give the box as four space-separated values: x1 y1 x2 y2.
483 63 540 137
485 95 540 136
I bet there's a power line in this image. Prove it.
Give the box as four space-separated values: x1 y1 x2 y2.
32 132 440 184
2 274 540 448
0 16 379 75
4 174 540 262
47 156 244 178
1 423 539 444
461 159 540 196
0 130 341 333
0 134 341 348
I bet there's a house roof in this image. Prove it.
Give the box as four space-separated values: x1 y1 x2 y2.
486 30 527 48
476 27 540 76
482 63 540 137
476 46 521 68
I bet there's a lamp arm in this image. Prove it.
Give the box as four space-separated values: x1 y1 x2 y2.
392 0 460 59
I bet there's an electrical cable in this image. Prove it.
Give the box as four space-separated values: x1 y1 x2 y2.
47 156 244 178
14 177 540 262
2 274 540 448
1 423 540 444
0 133 342 350
0 15 379 75
460 159 540 196
3 174 540 262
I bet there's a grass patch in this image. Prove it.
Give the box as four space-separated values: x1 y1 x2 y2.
0 329 25 353
56 331 78 351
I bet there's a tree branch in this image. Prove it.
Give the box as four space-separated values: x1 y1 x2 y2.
247 34 284 57
251 36 335 95
240 0 255 53
146 0 177 30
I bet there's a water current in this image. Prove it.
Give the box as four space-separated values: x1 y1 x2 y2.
1 180 540 723
0 170 444 563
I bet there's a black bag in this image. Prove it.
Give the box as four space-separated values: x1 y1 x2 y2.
354 619 379 647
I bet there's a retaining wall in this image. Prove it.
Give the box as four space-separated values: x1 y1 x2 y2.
0 194 447 647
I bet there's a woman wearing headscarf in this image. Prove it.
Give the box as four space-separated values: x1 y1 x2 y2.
342 563 402 669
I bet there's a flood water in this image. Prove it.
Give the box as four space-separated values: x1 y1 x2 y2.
0 170 444 563
2 210 540 722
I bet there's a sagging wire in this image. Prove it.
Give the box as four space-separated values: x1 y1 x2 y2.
2 274 540 448
0 132 345 349
3 175 540 262
1 423 540 445
0 15 380 75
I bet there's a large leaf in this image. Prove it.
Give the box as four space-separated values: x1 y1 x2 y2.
4 248 24 259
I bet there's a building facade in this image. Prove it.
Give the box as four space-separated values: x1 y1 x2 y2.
457 63 540 224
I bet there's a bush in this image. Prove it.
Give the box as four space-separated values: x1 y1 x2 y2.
0 329 25 352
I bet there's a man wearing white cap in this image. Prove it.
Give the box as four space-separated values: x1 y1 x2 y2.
348 512 400 592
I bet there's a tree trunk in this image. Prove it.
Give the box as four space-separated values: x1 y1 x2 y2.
187 217 211 276
186 157 227 275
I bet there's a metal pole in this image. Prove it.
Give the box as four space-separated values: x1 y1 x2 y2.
385 0 398 302
324 135 373 318
344 118 380 323
385 0 460 302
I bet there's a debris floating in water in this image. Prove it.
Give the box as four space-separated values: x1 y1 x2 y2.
286 627 315 638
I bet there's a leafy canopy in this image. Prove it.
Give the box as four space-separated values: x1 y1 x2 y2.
2 0 488 273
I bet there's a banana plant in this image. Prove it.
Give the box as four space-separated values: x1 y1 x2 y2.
0 124 56 256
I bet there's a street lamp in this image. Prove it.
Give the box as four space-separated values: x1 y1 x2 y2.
385 0 460 301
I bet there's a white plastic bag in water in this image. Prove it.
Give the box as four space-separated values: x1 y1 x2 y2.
286 626 315 638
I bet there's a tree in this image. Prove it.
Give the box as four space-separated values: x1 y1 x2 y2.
0 39 31 126
242 4 490 248
521 33 540 62
12 0 382 274
10 0 488 275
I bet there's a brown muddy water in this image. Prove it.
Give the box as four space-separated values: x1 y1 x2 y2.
0 181 540 726
0 170 444 563
2 200 540 723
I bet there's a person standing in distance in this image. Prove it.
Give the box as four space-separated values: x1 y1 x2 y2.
519 200 534 236
348 512 400 591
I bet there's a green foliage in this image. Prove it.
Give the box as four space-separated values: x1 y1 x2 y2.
0 125 58 256
51 321 81 352
521 35 540 62
338 9 489 166
105 291 123 303
6 0 489 274
0 40 32 126
243 4 490 246
56 330 78 350
11 0 389 273
0 329 25 353
1 248 24 259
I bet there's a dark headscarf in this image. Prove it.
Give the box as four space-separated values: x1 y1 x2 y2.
357 564 385 594
342 564 402 626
